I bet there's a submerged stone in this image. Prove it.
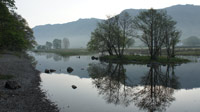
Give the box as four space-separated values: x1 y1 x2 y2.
67 67 73 73
91 56 98 60
72 85 77 89
45 69 50 73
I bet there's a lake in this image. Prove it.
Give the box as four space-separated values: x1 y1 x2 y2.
30 52 200 112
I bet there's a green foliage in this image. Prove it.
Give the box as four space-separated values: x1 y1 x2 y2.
0 0 15 8
0 1 36 51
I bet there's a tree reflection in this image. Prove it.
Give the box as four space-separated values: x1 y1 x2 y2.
88 63 135 107
34 52 69 62
46 53 53 59
134 65 180 112
88 63 180 111
53 54 62 61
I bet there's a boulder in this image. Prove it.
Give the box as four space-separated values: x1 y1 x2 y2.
67 67 73 73
5 81 21 90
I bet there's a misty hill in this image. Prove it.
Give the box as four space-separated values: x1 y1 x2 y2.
33 18 102 48
33 4 200 48
122 4 200 43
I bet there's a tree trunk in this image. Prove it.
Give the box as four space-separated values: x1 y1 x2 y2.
108 49 113 56
171 44 175 58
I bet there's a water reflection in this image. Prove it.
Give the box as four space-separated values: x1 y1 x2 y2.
134 65 179 112
27 53 38 67
31 52 200 112
88 63 135 107
88 63 180 111
34 52 70 62
178 55 200 62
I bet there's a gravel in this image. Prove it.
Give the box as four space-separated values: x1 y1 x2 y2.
0 53 59 112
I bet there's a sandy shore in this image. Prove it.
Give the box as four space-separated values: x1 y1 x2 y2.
0 53 58 112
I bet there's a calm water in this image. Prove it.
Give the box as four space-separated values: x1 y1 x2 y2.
30 52 200 112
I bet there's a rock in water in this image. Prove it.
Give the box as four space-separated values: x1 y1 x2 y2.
45 69 50 73
50 69 56 72
91 56 98 60
72 85 77 89
5 81 21 89
67 67 73 73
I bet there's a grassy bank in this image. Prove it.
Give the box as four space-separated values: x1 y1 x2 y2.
125 47 200 56
100 55 190 64
33 49 96 56
0 53 58 111
176 51 200 55
0 74 14 80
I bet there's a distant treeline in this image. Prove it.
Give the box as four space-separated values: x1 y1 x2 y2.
0 0 36 51
37 38 70 50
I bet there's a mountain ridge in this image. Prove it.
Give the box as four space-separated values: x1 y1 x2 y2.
33 4 200 48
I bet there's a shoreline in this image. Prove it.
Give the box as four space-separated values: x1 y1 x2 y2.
0 53 58 112
99 55 190 64
33 49 96 56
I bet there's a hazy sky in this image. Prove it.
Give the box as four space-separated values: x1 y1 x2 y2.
15 0 200 27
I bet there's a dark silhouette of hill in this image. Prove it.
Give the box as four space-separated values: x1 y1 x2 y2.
33 4 200 48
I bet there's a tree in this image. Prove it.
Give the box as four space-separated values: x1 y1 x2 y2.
0 0 15 9
87 13 134 57
118 12 135 56
87 16 119 56
37 45 46 50
166 30 181 58
62 38 70 49
182 36 200 46
53 39 61 49
45 41 52 49
0 0 36 51
133 9 179 60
